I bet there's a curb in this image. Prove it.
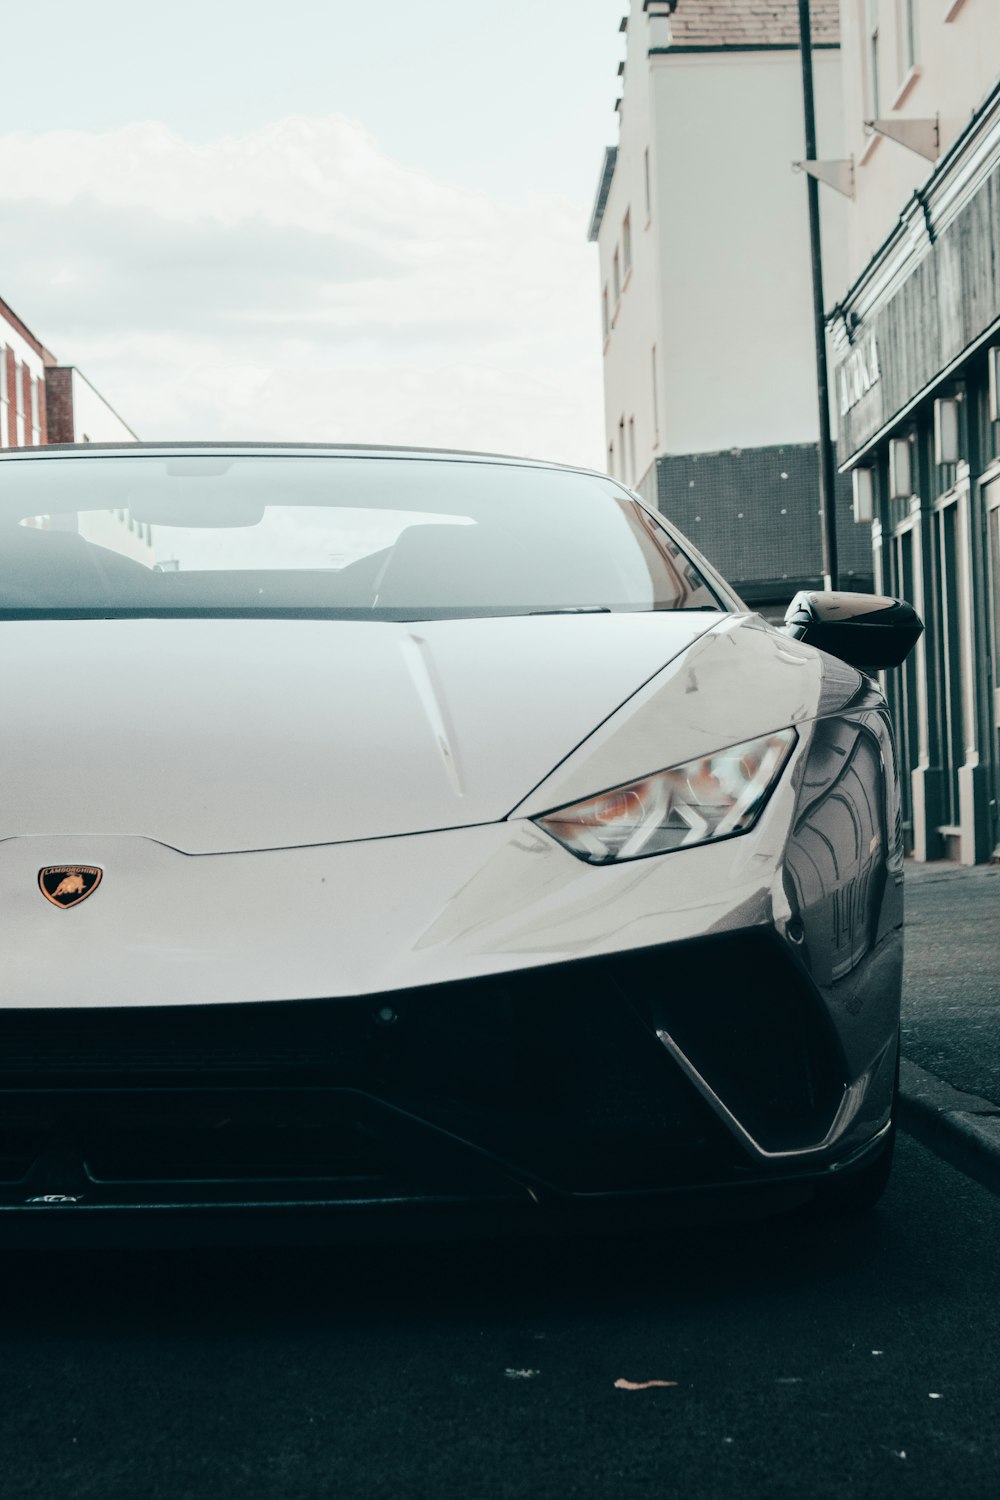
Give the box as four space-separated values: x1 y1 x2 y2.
899 1058 1000 1195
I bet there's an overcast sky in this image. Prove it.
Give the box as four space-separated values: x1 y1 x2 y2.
1 0 625 466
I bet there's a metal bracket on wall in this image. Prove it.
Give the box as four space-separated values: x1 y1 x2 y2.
863 116 940 162
793 158 855 199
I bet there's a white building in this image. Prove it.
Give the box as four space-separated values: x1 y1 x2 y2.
589 0 870 607
836 0 1000 281
826 0 1000 863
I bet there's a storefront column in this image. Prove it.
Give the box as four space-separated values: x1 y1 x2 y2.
955 471 993 862
906 505 945 862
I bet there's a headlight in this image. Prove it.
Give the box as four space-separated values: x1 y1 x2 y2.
533 729 796 864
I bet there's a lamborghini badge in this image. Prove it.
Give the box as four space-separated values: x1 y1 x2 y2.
38 865 103 909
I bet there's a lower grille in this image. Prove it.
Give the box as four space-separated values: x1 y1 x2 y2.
0 1002 372 1078
0 933 846 1196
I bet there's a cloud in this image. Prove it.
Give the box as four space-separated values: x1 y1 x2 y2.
0 117 605 465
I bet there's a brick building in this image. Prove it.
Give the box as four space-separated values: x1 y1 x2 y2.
0 298 50 449
0 296 137 450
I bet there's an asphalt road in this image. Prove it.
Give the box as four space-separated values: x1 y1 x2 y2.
1 1132 998 1500
902 862 1000 1104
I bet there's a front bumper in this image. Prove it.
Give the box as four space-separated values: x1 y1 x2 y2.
0 711 904 1238
0 930 898 1240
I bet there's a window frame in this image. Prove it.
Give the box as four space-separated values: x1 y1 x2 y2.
865 0 881 119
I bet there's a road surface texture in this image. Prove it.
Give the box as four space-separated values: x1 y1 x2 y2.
1 1132 998 1500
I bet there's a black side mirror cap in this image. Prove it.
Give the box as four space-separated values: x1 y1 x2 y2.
783 590 923 670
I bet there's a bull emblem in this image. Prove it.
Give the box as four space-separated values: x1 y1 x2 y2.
38 865 103 908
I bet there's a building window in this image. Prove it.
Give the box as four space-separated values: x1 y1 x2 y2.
628 417 637 487
602 285 610 341
865 0 881 118
608 442 615 478
622 210 632 278
612 248 621 305
899 0 918 73
643 148 651 220
0 346 7 450
618 416 626 478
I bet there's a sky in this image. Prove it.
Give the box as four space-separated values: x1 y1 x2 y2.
0 0 626 467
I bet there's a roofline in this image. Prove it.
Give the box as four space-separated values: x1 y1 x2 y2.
0 297 57 363
649 42 839 55
0 440 612 481
587 145 619 243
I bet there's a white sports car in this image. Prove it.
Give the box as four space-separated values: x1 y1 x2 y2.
0 445 922 1242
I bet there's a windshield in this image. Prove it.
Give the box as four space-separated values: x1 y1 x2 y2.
0 453 725 621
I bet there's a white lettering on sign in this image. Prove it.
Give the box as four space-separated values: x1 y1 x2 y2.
838 334 881 416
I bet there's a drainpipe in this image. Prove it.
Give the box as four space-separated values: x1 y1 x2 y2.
797 0 839 590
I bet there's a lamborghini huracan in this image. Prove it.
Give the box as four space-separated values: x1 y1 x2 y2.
0 445 922 1242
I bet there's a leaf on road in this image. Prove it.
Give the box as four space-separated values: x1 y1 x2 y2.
614 1378 678 1391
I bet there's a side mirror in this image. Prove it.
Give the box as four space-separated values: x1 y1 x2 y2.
783 590 923 670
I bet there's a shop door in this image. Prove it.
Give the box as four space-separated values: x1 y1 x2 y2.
985 477 1000 854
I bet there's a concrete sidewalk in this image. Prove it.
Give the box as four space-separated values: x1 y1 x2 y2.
899 860 1000 1189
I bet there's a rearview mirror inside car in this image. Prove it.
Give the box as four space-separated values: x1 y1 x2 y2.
127 486 267 528
782 590 923 671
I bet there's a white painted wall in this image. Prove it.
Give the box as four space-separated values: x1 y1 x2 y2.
596 2 662 488
652 50 847 456
66 368 137 443
838 0 1000 282
595 2 848 484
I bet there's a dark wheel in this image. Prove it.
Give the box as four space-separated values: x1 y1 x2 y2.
810 1041 899 1216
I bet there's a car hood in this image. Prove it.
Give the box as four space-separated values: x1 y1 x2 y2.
0 613 724 854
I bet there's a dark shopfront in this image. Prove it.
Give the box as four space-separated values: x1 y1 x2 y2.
831 85 1000 865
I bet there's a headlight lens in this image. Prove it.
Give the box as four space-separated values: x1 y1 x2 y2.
533 729 796 864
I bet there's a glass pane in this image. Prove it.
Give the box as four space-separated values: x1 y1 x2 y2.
0 454 725 621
